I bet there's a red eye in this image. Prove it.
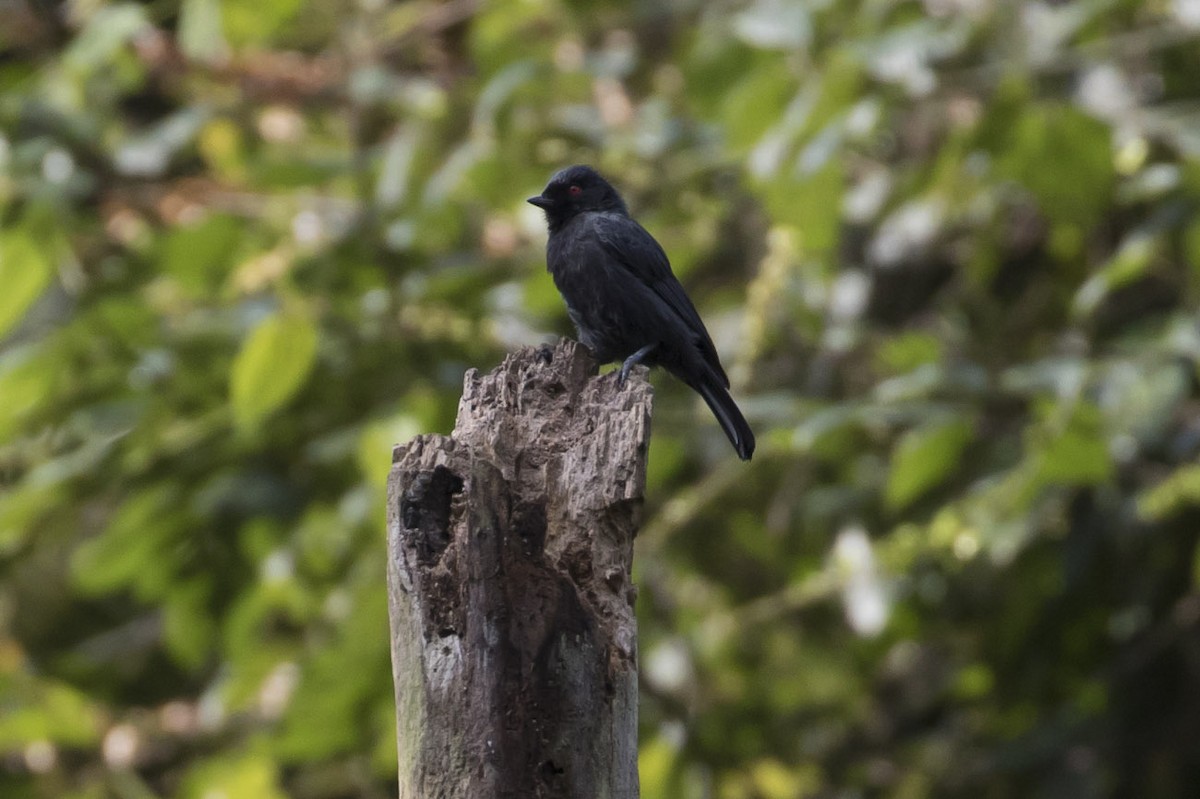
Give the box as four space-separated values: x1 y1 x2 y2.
568 185 582 197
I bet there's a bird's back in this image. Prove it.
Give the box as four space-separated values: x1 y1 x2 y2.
547 211 728 387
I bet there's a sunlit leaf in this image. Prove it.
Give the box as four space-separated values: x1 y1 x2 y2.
62 4 149 71
180 750 287 799
638 735 678 799
357 413 421 491
222 0 304 47
1137 464 1200 522
0 483 58 553
0 230 53 339
230 313 319 431
179 0 229 62
750 758 823 799
199 117 247 182
0 680 101 748
734 0 811 51
875 332 943 375
1072 231 1159 318
0 345 58 443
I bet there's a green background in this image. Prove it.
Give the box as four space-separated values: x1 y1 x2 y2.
3 0 1200 796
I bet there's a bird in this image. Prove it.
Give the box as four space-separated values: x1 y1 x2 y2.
528 165 755 461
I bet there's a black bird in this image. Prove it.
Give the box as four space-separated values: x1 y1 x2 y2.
528 165 755 460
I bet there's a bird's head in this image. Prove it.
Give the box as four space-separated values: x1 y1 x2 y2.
527 165 627 230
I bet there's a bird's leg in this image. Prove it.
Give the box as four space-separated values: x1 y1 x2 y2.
618 343 657 387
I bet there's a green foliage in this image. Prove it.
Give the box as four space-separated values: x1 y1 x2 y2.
0 678 100 749
885 416 973 511
0 227 53 339
230 313 320 430
996 103 1115 228
161 214 244 296
179 748 286 799
3 0 1200 797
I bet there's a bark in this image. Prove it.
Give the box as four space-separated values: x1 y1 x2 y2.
387 339 651 799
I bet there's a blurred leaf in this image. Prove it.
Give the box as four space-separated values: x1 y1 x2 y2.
1185 216 1200 287
0 483 57 552
230 313 319 431
996 104 1114 228
72 484 183 598
199 118 247 182
953 663 995 700
721 64 796 153
368 696 399 777
222 0 305 47
180 749 286 799
376 128 418 209
468 0 557 75
1031 401 1112 486
638 735 678 799
807 50 865 132
734 0 811 51
1137 464 1200 522
179 0 229 63
24 419 128 488
294 504 351 577
1073 231 1159 318
751 758 822 799
886 417 974 511
793 405 866 461
0 229 53 339
760 160 843 254
276 579 390 760
0 345 58 443
162 213 243 295
1098 361 1188 443
163 579 217 669
115 108 209 178
357 413 421 491
472 61 538 134
0 679 100 748
63 4 149 71
875 332 944 375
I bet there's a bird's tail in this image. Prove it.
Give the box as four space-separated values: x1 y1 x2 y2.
695 378 755 461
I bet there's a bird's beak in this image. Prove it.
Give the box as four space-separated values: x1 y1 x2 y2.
527 195 553 209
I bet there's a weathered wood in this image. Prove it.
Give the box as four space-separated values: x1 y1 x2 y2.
387 339 651 799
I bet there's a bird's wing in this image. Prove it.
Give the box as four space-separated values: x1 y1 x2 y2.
592 214 727 384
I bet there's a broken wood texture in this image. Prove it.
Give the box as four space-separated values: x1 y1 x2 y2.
387 338 652 799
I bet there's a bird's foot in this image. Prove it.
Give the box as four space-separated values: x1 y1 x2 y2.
617 343 657 388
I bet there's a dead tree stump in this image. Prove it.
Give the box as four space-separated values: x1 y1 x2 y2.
386 339 652 799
